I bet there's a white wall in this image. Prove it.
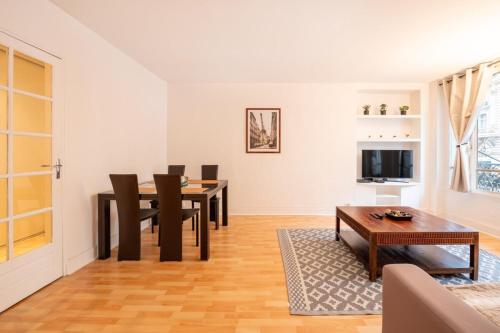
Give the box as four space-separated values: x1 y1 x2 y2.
0 0 168 273
168 83 361 215
168 83 429 215
427 81 500 237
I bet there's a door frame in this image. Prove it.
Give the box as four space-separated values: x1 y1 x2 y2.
0 30 64 311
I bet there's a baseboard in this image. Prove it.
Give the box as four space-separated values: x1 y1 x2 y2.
229 207 336 215
439 212 500 239
64 219 152 276
423 207 500 239
64 246 95 275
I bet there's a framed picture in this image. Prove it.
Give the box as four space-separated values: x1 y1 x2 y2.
246 108 281 153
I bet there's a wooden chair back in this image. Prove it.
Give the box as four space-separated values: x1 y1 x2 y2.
109 174 141 260
153 174 183 261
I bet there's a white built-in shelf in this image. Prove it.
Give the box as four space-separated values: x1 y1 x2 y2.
357 115 421 119
358 181 420 187
375 194 401 198
357 138 421 143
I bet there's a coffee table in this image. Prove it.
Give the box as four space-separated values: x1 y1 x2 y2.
335 206 479 282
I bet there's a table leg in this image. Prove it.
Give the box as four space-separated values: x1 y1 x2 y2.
369 236 378 282
98 196 111 259
470 239 479 280
200 197 210 260
335 216 340 241
222 185 228 227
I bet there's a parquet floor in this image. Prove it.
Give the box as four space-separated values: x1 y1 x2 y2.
0 215 499 333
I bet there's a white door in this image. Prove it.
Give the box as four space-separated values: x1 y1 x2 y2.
0 32 63 312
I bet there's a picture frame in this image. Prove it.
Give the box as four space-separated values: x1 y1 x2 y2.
246 108 281 153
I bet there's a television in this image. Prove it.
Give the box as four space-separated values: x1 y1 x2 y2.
362 150 413 179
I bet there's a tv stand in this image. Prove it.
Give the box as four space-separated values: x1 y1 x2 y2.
355 181 420 206
357 178 412 184
384 179 410 183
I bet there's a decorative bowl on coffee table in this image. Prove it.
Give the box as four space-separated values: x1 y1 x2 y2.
384 209 413 221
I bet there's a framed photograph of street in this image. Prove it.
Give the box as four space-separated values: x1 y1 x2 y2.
246 108 281 153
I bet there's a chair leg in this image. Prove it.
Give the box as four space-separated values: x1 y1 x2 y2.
215 210 219 230
157 220 161 247
212 198 219 230
151 200 158 233
196 213 199 247
192 201 195 230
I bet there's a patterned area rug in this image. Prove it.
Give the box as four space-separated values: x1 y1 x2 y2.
277 228 500 315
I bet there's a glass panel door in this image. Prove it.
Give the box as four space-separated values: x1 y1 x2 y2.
1 50 54 258
0 33 62 312
0 43 7 264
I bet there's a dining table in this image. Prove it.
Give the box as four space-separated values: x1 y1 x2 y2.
97 179 228 261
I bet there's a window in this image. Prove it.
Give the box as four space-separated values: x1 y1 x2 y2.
475 71 500 193
479 113 487 130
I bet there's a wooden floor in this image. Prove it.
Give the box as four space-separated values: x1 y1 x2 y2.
1 215 500 333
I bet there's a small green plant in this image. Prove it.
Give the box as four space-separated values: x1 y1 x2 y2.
362 105 371 115
380 103 388 115
399 105 409 115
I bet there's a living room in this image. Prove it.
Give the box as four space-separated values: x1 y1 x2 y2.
0 0 500 332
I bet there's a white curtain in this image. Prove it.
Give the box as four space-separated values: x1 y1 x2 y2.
441 63 493 192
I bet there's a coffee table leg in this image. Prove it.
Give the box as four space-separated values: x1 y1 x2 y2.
369 237 378 282
335 216 340 241
470 241 479 280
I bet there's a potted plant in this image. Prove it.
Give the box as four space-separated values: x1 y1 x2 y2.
399 105 409 115
362 105 371 115
380 104 388 115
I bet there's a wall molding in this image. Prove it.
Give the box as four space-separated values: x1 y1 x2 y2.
64 220 151 275
230 206 337 216
426 208 500 239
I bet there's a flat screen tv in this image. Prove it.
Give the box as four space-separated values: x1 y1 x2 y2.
362 150 413 179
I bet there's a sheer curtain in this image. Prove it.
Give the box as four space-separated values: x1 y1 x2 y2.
441 63 493 192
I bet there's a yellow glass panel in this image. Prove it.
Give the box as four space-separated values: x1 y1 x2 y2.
0 134 6 174
14 93 52 133
14 211 52 257
0 223 6 263
14 51 52 97
13 136 51 173
0 179 6 219
0 90 6 129
0 45 7 86
13 175 51 215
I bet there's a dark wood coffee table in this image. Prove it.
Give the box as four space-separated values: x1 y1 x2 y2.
336 206 479 282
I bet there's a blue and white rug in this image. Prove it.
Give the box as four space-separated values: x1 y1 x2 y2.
277 228 500 315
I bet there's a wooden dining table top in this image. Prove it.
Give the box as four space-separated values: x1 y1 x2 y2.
138 179 221 194
98 179 228 200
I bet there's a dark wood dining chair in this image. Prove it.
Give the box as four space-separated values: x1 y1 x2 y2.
192 165 220 230
154 174 200 261
109 174 159 261
202 165 218 180
168 165 185 176
151 164 186 233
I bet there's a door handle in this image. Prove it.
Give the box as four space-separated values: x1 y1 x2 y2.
41 158 63 179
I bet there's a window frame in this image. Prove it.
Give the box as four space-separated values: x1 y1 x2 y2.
471 67 500 195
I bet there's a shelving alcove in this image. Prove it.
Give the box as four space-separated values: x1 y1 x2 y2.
354 85 426 207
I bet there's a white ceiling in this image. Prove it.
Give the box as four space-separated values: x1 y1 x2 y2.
51 0 500 83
